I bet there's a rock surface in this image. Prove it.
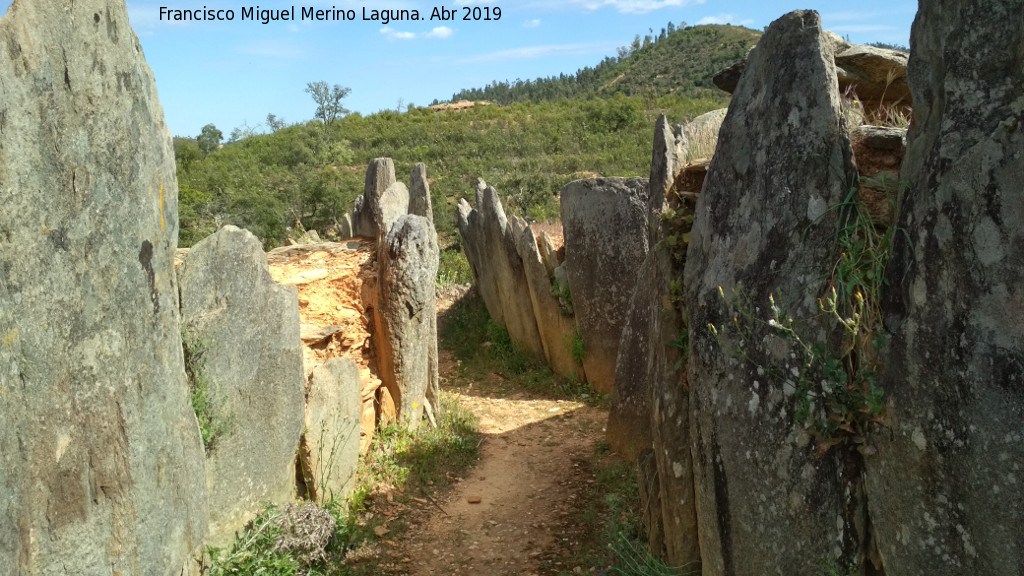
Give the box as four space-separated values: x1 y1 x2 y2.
352 158 398 238
409 162 434 223
457 186 544 358
178 226 305 548
0 1 207 573
375 215 439 428
511 216 586 380
685 11 862 575
714 36 909 107
867 1 1024 573
561 178 650 393
300 358 362 503
610 114 697 566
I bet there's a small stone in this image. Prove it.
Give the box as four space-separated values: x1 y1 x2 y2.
467 496 482 504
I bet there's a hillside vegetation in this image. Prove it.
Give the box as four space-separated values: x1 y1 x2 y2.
174 25 751 257
446 24 761 104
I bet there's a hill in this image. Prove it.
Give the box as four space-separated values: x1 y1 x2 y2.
446 24 761 105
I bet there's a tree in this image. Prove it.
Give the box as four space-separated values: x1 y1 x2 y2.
229 122 258 143
266 113 287 132
197 123 222 154
305 81 351 127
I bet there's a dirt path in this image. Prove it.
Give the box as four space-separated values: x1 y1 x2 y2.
393 364 608 576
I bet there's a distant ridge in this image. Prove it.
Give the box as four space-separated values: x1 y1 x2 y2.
443 24 762 105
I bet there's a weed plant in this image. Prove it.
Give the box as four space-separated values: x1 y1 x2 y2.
181 336 231 451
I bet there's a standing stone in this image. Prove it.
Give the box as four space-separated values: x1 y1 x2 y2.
375 215 439 428
300 358 362 503
352 158 398 238
0 1 207 573
685 11 861 575
409 162 434 224
456 186 544 357
511 216 586 380
610 114 698 567
866 2 1024 574
177 226 305 548
561 177 649 393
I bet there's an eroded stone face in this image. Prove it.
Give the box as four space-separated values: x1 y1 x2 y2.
684 10 862 575
178 226 305 548
0 0 207 573
561 177 650 394
867 1 1024 573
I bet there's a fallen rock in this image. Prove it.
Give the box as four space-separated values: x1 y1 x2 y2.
0 0 207 572
560 177 650 393
178 226 305 548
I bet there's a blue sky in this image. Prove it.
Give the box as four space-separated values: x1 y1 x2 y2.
112 0 917 137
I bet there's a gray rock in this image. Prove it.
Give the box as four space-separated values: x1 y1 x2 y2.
300 324 345 345
561 178 650 393
714 36 907 107
178 226 305 548
300 358 361 503
374 215 439 428
511 217 585 380
537 231 560 278
352 158 398 238
338 213 353 240
853 125 907 151
685 11 861 574
866 2 1024 573
376 182 411 239
409 162 434 224
835 45 909 105
0 1 207 573
456 187 544 357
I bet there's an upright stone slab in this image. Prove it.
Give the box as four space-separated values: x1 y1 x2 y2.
177 226 305 547
0 1 207 573
375 215 439 428
456 186 544 357
511 216 586 380
866 2 1024 574
352 158 397 238
685 11 861 575
409 162 434 223
301 358 362 503
610 114 697 567
561 177 649 393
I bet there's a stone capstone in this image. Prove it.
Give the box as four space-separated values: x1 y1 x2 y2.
177 225 305 548
0 0 208 573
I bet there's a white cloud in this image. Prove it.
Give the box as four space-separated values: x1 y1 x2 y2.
380 26 416 40
523 19 542 28
567 0 705 15
426 26 454 39
459 42 617 64
696 13 754 26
